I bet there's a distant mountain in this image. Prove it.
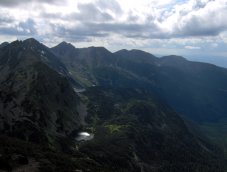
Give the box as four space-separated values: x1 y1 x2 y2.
52 43 227 123
52 43 116 86
115 49 157 64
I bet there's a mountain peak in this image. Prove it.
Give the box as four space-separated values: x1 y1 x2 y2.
23 38 40 44
55 41 75 50
115 49 156 58
114 48 157 64
51 41 76 55
115 49 128 53
86 46 111 53
158 55 188 67
161 55 187 61
20 38 48 51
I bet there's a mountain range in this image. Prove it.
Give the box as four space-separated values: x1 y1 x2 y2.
0 38 226 171
52 41 227 123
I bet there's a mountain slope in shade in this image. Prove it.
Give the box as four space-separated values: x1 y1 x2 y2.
51 43 118 87
0 38 225 171
78 86 225 172
0 39 83 144
52 43 227 123
0 87 225 172
0 42 9 49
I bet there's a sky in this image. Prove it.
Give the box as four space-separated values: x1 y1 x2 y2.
0 0 227 66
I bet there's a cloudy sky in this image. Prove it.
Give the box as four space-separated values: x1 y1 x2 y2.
0 0 227 65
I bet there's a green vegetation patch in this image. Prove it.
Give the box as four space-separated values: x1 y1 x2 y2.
200 118 227 155
104 124 127 134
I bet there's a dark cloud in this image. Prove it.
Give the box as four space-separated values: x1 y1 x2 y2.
86 23 143 32
180 24 226 37
39 2 115 23
40 0 122 23
0 16 14 23
47 20 163 42
49 23 109 41
0 11 15 25
40 11 64 19
127 11 140 23
193 0 215 9
0 0 64 7
0 18 37 36
81 19 166 39
18 19 37 34
176 11 227 37
73 3 113 22
96 0 122 14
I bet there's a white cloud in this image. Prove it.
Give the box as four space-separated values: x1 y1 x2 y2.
185 45 201 49
0 0 227 59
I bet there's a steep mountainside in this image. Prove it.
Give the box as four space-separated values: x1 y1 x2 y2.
52 43 227 123
52 43 116 87
0 42 9 49
0 39 83 144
